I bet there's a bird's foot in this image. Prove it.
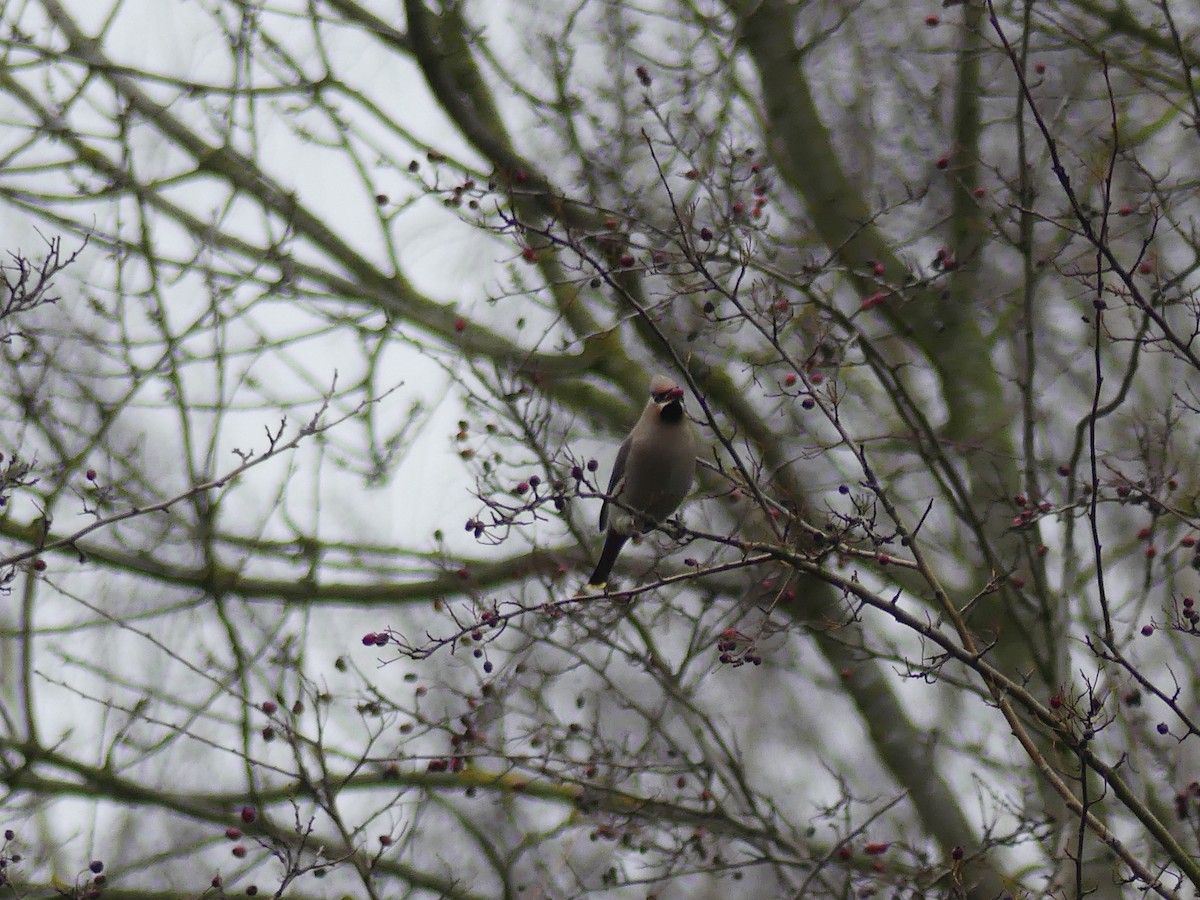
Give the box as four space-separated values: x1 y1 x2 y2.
663 517 689 541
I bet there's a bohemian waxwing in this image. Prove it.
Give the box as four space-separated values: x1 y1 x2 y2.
588 374 697 588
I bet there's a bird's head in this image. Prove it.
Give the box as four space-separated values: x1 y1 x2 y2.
649 374 686 423
649 374 684 402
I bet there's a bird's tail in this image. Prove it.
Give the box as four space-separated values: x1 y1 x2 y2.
587 531 629 588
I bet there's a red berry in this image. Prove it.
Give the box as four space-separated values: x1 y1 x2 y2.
379 834 393 846
925 14 940 25
1158 722 1170 734
836 846 852 859
936 155 950 170
1146 546 1157 559
1057 464 1071 476
232 845 247 858
699 227 713 241
32 558 46 571
1118 204 1133 216
261 701 277 715
1034 62 1046 74
872 262 885 276
783 373 797 386
951 846 964 861
1049 695 1062 709
240 806 256 823
362 632 377 646
1183 536 1196 547
1142 624 1154 636
85 469 97 480
1137 527 1152 541
225 827 241 840
635 66 651 86
864 842 890 855
972 187 987 198
454 318 466 332
619 253 635 267
1139 261 1153 274
521 247 538 263
685 169 699 180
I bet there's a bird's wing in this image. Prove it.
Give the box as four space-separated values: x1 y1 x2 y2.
598 436 632 532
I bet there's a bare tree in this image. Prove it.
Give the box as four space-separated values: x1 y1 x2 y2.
2 0 1200 897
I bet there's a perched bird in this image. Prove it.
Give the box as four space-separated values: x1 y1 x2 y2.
588 374 697 588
